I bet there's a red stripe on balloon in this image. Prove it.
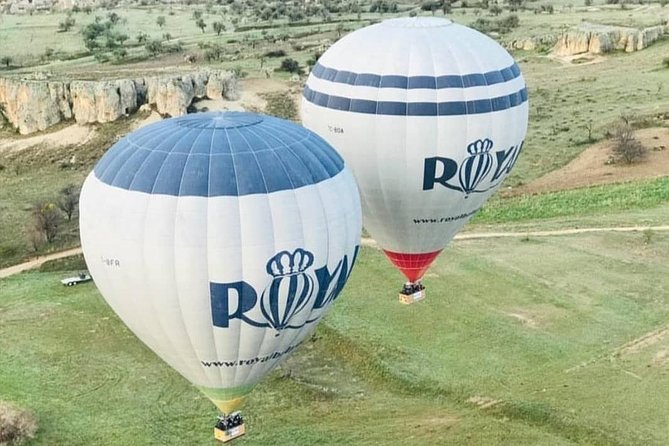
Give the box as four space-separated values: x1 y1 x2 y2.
382 249 442 282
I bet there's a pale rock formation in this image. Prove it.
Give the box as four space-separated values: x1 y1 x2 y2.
145 75 195 117
0 78 71 134
0 70 237 134
206 71 240 101
70 79 138 124
553 23 667 56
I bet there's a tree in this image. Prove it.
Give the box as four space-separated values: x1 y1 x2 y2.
137 32 149 44
58 16 76 32
507 0 524 11
156 16 166 28
0 56 12 67
145 40 164 57
611 120 646 164
192 10 203 20
583 119 594 143
443 1 452 14
196 18 207 33
279 58 301 74
163 32 172 41
57 184 80 221
213 21 224 35
107 12 120 24
33 202 61 244
113 47 128 62
336 23 344 38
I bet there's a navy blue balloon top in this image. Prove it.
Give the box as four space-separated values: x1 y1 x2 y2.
93 112 344 197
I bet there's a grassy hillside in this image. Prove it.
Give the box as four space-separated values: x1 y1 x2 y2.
2 230 669 445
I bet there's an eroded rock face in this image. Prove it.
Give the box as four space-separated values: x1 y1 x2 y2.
0 78 71 134
70 79 138 124
0 70 237 134
145 75 196 117
206 71 240 101
553 23 666 56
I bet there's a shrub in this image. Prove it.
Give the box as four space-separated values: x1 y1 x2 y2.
39 254 87 272
0 401 38 446
663 57 669 69
262 92 298 121
264 49 287 58
278 58 302 74
610 120 646 164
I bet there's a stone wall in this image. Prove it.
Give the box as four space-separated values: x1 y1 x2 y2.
0 70 238 134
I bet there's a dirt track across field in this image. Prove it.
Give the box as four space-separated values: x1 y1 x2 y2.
3 225 669 279
0 247 82 279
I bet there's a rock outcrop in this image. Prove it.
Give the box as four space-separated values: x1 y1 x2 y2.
0 78 72 134
505 35 558 51
553 23 666 56
70 79 138 124
0 70 238 134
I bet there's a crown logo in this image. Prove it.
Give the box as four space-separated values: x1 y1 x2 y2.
266 249 315 277
466 138 493 155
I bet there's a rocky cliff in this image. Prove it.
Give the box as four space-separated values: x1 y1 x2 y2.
553 23 666 56
505 35 558 51
0 70 238 134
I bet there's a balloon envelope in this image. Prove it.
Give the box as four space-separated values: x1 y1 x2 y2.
302 17 528 282
80 112 361 413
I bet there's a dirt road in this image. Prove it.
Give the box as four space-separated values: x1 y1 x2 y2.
2 225 669 279
0 247 83 279
359 225 669 246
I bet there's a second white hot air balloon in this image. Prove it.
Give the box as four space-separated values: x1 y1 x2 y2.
302 17 528 294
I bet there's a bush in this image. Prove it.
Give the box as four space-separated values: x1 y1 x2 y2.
278 58 302 74
611 120 646 164
262 92 298 121
0 244 19 259
39 254 87 273
663 57 669 69
264 49 287 58
0 401 38 446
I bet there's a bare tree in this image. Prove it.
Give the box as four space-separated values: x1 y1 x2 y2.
611 120 646 164
213 21 225 36
57 184 80 221
33 202 61 244
584 119 594 143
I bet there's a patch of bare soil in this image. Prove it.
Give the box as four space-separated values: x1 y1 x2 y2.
506 311 538 329
416 415 459 428
467 396 502 409
0 124 95 154
194 77 300 115
548 53 607 67
515 127 669 196
131 111 163 131
652 349 669 366
613 325 669 357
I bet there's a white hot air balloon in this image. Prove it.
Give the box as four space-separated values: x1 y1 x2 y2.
79 112 361 437
302 17 528 293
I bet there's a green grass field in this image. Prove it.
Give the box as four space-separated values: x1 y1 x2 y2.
2 4 669 443
2 229 669 445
